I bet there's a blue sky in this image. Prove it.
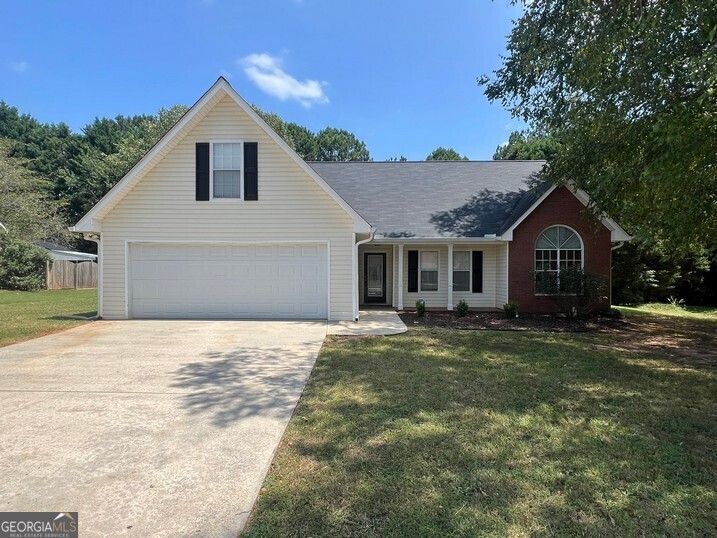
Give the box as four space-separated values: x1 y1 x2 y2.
1 0 523 160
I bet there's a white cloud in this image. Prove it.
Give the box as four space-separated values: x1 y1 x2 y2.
239 53 328 107
10 61 29 74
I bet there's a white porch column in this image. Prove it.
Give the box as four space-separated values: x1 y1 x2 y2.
397 244 404 310
447 243 454 310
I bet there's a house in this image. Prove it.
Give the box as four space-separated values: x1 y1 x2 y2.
38 241 98 290
72 78 631 321
38 241 98 263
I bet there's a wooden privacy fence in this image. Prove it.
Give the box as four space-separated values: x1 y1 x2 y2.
46 260 98 290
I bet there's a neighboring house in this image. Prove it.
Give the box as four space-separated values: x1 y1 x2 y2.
38 241 98 290
38 241 98 263
72 78 631 321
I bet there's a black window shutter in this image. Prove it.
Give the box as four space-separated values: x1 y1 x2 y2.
195 143 210 201
244 142 258 200
408 250 419 293
472 251 483 293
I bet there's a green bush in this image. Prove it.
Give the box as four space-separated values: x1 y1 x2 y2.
0 235 50 291
416 299 426 317
456 299 469 317
604 307 625 319
503 302 520 319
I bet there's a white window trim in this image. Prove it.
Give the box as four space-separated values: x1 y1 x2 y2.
452 250 472 293
210 140 244 201
534 225 585 295
419 250 440 292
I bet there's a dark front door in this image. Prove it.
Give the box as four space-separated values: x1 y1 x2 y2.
364 253 386 304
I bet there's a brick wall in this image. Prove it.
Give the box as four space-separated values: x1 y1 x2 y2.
508 186 612 313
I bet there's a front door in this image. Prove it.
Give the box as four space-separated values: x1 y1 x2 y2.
364 253 386 304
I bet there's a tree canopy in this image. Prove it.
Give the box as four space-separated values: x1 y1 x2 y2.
493 131 561 161
480 0 717 251
315 127 371 161
0 139 70 243
426 147 468 161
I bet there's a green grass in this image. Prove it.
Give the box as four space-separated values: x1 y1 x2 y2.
244 313 717 537
619 303 717 323
0 289 97 347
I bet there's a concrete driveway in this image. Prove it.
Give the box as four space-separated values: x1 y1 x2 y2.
0 320 326 537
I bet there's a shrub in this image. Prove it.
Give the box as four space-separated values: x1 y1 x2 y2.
604 307 625 319
533 268 608 318
503 302 519 319
0 235 50 291
456 299 469 317
416 299 426 317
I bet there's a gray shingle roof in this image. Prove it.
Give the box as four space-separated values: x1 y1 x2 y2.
309 161 547 238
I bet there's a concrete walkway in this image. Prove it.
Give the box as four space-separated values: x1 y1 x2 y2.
328 308 407 336
0 320 326 537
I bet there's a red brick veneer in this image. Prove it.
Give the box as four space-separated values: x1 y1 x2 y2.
508 186 612 313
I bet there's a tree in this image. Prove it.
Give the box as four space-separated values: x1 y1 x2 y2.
386 155 408 162
0 139 70 243
286 122 319 161
493 131 561 160
426 147 468 161
316 127 370 161
82 115 148 154
480 0 717 252
0 234 50 291
252 105 295 151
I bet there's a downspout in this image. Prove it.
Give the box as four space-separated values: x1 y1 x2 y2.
354 228 376 321
81 231 102 318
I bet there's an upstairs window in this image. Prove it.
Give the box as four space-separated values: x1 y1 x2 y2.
535 225 583 293
212 142 242 199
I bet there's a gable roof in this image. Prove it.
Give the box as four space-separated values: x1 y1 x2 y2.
309 161 631 241
72 78 371 233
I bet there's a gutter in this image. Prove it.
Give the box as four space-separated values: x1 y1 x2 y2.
354 228 376 321
371 235 503 244
611 241 625 251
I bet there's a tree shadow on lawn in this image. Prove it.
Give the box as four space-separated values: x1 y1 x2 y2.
245 330 717 537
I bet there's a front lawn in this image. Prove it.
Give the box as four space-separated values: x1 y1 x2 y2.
620 302 717 322
244 311 717 536
0 289 97 347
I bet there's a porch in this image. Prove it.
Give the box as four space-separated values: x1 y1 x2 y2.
357 241 509 312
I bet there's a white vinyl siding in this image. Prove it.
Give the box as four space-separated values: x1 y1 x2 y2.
100 95 355 320
399 244 505 310
496 243 509 306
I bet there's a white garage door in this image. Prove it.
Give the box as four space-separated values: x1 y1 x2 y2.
129 243 328 319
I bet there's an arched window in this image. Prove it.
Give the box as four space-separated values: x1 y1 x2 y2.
535 225 583 293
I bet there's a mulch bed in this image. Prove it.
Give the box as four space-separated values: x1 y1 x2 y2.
398 310 624 332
